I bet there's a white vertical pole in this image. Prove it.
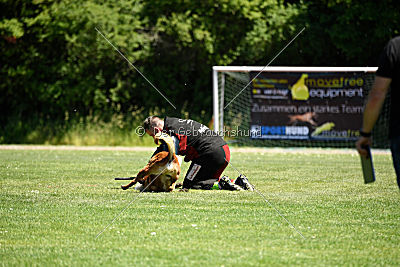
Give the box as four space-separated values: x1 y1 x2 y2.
212 67 220 133
219 73 225 133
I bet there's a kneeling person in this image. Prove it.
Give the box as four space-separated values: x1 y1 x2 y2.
143 116 253 190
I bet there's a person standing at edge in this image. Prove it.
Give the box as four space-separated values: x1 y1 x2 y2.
356 36 400 189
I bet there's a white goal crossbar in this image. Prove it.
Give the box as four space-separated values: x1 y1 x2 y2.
212 66 378 132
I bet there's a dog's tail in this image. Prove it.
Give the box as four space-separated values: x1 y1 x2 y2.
155 132 175 161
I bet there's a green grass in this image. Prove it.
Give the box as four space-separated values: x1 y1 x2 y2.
1 147 399 266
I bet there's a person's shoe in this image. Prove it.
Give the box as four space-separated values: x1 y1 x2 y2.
234 175 254 191
218 176 244 191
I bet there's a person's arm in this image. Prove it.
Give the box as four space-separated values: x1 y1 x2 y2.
152 142 168 157
356 76 391 156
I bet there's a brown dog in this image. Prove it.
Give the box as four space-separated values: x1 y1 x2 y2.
121 133 181 192
288 112 317 126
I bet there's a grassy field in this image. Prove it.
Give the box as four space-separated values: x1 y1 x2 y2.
1 146 399 266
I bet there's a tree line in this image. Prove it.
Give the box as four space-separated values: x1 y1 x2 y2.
0 0 399 143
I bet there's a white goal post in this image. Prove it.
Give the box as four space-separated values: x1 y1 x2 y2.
212 66 378 134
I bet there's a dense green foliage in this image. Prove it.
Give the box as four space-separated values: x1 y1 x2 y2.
1 0 399 143
1 147 399 265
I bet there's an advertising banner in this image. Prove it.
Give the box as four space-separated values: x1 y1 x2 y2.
250 72 366 140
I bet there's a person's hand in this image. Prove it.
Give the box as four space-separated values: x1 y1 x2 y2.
356 136 372 157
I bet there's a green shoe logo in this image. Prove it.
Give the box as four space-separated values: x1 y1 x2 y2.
290 74 309 100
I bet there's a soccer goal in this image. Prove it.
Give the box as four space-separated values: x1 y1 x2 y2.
212 66 390 148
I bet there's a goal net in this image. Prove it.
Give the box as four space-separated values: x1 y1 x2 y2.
212 66 390 148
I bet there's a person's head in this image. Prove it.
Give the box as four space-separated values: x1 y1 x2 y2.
143 116 164 137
